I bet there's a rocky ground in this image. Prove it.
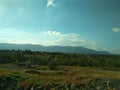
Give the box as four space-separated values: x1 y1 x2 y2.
0 74 120 90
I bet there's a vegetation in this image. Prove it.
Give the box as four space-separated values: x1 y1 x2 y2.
0 50 120 90
0 50 120 68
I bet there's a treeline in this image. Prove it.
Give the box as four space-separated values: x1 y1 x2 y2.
0 50 120 68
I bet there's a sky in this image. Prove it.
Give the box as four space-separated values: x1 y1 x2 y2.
0 0 120 54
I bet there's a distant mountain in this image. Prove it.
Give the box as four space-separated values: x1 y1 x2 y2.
0 43 110 54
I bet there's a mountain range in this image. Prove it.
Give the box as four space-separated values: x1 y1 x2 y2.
0 43 110 54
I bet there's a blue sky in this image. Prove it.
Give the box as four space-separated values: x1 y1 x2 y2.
0 0 120 54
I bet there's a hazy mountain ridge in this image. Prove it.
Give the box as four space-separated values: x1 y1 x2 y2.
0 43 110 54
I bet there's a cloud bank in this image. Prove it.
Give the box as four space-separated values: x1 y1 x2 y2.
0 28 99 51
43 30 91 47
112 28 120 32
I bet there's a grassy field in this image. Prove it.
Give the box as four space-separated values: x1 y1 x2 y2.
0 50 120 89
0 64 120 90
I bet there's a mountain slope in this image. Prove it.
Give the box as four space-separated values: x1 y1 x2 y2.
0 43 109 54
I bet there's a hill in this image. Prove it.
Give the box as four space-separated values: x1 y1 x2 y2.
0 43 110 54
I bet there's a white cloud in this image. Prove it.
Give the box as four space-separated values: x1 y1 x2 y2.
44 30 78 38
112 28 120 32
44 30 61 36
8 39 16 44
43 30 88 46
91 42 96 50
47 0 56 7
0 28 99 50
7 39 39 44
